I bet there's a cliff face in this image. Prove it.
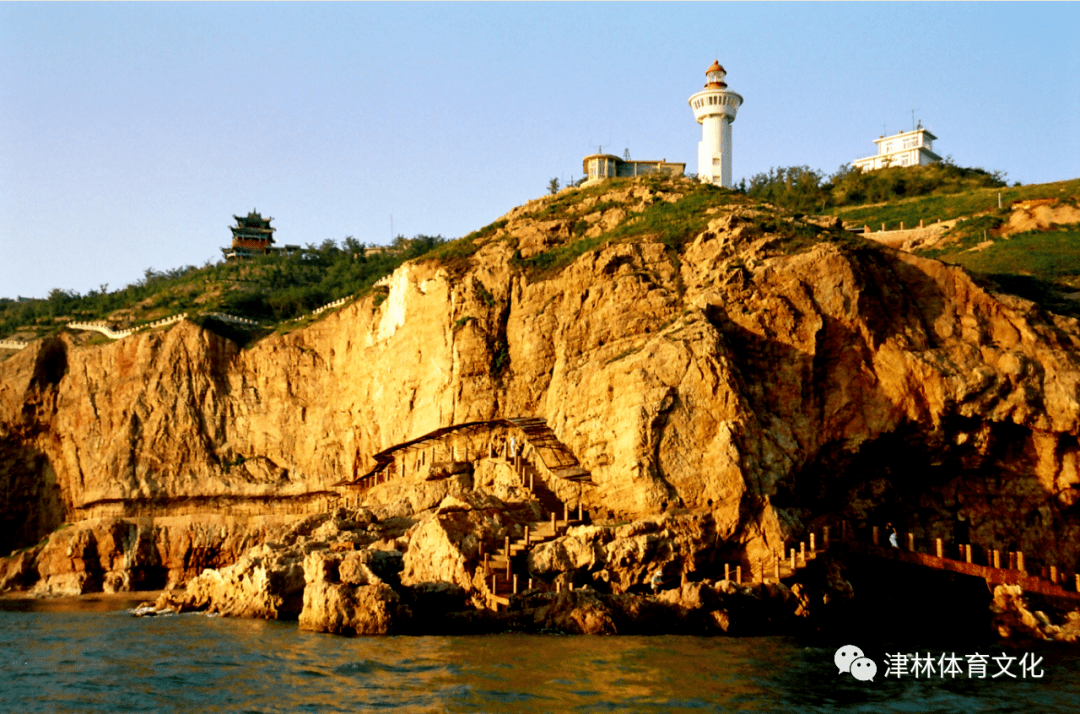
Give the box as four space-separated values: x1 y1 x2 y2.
4 178 1080 594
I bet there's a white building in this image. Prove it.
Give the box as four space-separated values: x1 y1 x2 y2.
688 61 743 187
852 127 941 171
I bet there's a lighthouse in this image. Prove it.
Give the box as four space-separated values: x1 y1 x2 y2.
689 61 743 187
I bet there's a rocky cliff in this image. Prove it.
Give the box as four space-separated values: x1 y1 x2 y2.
3 176 1080 630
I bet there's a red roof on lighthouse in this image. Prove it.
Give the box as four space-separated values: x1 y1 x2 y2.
704 60 727 89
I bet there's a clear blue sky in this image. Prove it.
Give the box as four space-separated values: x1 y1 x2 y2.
2 2 1077 299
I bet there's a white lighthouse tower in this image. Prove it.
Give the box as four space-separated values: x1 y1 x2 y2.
689 61 743 187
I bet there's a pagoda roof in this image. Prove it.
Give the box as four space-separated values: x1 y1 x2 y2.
233 210 275 229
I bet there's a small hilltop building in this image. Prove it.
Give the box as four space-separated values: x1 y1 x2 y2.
581 154 685 185
852 126 941 172
222 210 300 260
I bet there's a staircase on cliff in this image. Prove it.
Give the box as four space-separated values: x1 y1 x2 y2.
481 501 585 608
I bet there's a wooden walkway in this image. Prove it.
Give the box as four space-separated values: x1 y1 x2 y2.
838 538 1080 603
734 526 1080 606
480 512 584 608
340 417 592 491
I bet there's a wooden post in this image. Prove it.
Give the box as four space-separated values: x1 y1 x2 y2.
1050 566 1058 584
800 541 806 560
823 526 830 548
790 548 796 570
578 501 583 521
736 565 742 584
810 533 816 553
1075 573 1079 592
528 578 533 590
965 544 972 564
920 218 924 228
556 582 561 593
724 563 730 581
993 550 1000 569
513 574 518 594
907 532 914 551
551 512 556 534
492 574 497 592
774 559 780 581
484 553 489 571
872 526 880 546
489 443 493 458
881 222 886 232
1018 551 1025 573
530 471 534 491
564 504 569 523
900 221 904 230
935 538 943 558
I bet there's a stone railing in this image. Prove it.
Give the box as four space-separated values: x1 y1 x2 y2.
311 297 350 316
0 339 29 350
203 312 259 326
67 321 136 340
142 313 188 331
68 312 188 341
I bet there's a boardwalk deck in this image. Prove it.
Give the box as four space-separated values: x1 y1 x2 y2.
340 417 592 488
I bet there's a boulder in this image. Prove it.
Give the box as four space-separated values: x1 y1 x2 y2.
298 551 410 635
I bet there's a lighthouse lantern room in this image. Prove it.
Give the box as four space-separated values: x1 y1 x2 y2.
689 61 744 188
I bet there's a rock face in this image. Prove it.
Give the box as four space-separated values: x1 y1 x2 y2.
990 584 1080 642
149 498 819 637
4 176 1080 634
298 550 409 635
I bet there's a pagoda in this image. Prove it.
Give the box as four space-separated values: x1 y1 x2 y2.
222 210 279 259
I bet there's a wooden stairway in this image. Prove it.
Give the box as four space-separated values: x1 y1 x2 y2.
482 516 581 608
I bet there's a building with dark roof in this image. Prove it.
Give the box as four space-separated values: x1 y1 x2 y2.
221 210 299 259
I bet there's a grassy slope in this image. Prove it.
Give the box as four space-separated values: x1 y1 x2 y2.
4 172 1079 351
827 178 1080 230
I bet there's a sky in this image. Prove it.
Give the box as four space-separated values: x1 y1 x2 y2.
1 2 1078 300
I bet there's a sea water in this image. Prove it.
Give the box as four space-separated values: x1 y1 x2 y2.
2 597 1079 713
